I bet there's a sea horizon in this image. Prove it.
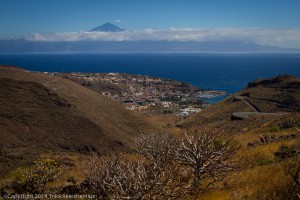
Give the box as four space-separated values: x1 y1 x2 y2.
1 52 300 103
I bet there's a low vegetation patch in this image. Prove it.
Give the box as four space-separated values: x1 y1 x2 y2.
268 117 300 132
16 159 62 193
269 125 281 132
280 118 300 129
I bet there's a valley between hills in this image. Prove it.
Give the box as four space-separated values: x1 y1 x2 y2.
0 65 300 199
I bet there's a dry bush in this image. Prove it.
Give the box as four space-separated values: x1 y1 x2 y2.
83 127 240 199
17 159 62 193
133 132 190 199
175 127 240 195
84 152 186 200
134 131 177 162
281 155 300 199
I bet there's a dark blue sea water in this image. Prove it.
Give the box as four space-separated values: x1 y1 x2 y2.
1 53 300 102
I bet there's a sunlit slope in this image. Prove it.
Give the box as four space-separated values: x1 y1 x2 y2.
179 75 300 132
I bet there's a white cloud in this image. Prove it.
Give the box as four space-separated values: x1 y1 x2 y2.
115 19 121 23
26 28 300 49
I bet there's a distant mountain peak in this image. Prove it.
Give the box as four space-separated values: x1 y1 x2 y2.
90 22 125 32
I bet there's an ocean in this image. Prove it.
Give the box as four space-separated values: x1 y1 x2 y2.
1 53 300 102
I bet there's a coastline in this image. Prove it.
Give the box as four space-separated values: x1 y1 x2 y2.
49 71 226 116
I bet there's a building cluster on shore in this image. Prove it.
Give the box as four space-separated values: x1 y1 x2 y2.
51 72 226 116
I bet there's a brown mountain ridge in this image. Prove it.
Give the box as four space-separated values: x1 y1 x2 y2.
0 66 159 177
179 74 300 131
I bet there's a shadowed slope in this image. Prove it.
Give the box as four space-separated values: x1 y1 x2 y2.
0 66 159 176
0 66 158 147
0 78 108 151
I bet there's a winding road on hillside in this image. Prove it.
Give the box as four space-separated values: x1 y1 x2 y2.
231 96 291 119
242 96 299 110
234 96 259 112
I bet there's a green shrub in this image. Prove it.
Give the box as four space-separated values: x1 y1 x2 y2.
269 125 280 132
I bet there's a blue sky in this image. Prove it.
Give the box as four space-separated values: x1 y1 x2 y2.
1 0 300 35
1 0 300 48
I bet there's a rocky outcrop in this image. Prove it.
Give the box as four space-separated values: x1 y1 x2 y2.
247 133 298 147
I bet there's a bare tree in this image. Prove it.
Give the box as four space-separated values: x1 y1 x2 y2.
175 127 240 195
134 132 177 163
83 128 240 199
83 153 114 199
84 152 186 200
133 132 190 198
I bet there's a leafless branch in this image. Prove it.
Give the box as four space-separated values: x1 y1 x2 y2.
83 152 186 200
175 126 240 195
83 128 240 199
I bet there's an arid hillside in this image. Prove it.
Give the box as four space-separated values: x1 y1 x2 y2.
179 74 300 132
0 66 159 177
197 75 300 200
0 68 299 199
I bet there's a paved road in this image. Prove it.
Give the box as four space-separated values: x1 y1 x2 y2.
231 96 293 120
232 112 287 120
234 96 259 112
238 95 299 110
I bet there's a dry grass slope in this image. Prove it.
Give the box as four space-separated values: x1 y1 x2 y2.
176 75 300 199
0 65 159 178
179 75 300 133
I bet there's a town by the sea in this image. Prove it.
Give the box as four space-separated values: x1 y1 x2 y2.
1 53 300 104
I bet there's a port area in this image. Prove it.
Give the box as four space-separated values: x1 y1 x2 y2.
51 72 226 117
